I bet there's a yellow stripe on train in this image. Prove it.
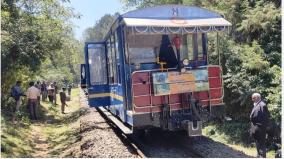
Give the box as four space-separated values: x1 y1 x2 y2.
88 93 124 101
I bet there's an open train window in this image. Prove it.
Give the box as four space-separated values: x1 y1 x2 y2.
180 33 206 61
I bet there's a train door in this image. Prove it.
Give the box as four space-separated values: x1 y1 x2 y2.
85 42 110 107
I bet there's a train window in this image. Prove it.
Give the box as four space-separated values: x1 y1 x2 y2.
197 33 204 59
112 34 117 84
108 38 114 84
125 33 207 64
114 32 119 60
81 64 85 80
129 48 156 64
192 33 198 60
115 31 121 84
88 44 107 85
180 34 205 61
127 34 161 64
202 33 207 59
180 34 194 60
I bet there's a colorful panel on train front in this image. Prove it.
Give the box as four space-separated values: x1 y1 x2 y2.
152 69 209 96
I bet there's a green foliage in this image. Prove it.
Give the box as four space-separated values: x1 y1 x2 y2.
83 13 119 42
220 36 281 121
37 36 83 84
1 0 81 108
203 121 251 145
1 115 34 157
1 88 81 157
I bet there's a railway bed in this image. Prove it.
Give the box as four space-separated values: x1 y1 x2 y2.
81 89 251 158
96 107 203 158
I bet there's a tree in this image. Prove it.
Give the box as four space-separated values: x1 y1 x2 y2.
82 13 119 42
1 0 80 107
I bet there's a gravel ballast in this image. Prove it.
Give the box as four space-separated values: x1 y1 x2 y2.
67 90 253 158
78 91 138 158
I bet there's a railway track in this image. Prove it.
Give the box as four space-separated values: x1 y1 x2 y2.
81 90 251 158
96 106 203 158
96 107 146 158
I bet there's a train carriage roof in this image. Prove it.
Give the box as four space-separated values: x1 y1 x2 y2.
120 5 231 33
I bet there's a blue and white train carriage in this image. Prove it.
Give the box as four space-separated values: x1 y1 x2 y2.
81 5 231 136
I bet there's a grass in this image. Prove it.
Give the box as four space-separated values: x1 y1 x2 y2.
41 88 81 157
1 116 34 158
1 88 81 158
202 121 277 158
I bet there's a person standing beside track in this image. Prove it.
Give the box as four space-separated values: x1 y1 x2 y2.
59 87 68 114
11 81 26 124
41 81 48 101
26 81 40 120
53 82 58 105
250 93 270 158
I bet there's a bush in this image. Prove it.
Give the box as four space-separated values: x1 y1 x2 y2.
203 121 252 145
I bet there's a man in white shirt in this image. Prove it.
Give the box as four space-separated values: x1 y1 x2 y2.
26 81 40 120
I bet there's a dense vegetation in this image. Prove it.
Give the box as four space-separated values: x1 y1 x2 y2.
82 13 119 42
1 0 83 108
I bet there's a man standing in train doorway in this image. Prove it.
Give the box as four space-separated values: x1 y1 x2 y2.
250 93 270 158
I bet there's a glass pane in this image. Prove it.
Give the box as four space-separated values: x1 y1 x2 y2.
127 34 161 64
193 33 198 60
129 48 156 64
108 39 113 83
115 32 119 60
88 44 107 85
112 34 117 84
180 35 188 60
81 65 85 78
187 34 194 60
197 33 203 59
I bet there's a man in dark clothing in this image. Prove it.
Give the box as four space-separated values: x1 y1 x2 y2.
41 81 48 101
159 35 178 68
11 81 25 123
67 84 72 96
35 81 41 105
53 82 58 105
59 88 68 114
250 93 270 158
47 84 54 103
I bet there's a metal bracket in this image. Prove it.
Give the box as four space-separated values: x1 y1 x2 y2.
187 121 202 136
